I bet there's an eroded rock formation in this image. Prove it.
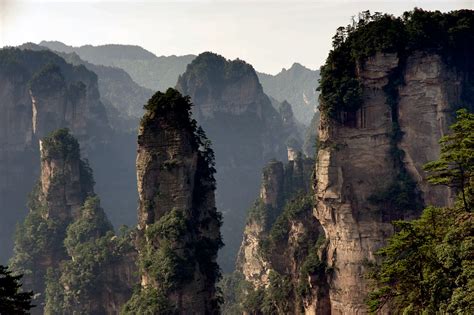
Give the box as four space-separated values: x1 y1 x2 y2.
10 129 135 314
127 88 222 314
0 48 109 262
315 51 465 314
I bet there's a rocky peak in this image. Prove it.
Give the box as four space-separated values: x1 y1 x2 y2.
38 129 94 221
259 160 285 209
127 88 222 314
176 51 265 120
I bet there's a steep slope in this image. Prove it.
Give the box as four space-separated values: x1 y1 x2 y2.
257 63 320 125
176 52 292 271
10 129 136 314
314 9 474 313
0 48 109 263
40 41 195 92
123 89 222 314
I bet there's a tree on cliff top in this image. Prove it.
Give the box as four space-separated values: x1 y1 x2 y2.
318 9 474 118
368 109 474 313
0 266 34 314
424 109 474 211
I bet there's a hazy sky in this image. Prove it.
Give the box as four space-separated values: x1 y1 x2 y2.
1 0 472 74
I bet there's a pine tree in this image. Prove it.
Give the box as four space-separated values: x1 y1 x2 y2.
0 265 34 314
368 109 474 313
424 109 474 211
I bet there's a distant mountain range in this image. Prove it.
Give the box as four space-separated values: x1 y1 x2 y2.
40 41 195 92
39 41 320 125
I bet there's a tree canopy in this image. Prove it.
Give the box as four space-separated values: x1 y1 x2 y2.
0 266 34 315
424 109 474 211
368 109 474 313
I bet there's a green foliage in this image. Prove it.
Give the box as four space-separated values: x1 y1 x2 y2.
79 158 96 192
41 128 80 161
179 52 256 93
9 184 66 278
319 9 474 118
44 269 64 315
0 265 34 315
139 210 195 294
29 63 66 94
121 287 174 315
141 240 193 292
368 171 422 215
146 208 187 242
319 11 403 117
264 194 313 254
45 196 133 313
242 286 265 314
141 89 217 190
296 236 328 299
261 271 293 315
63 196 113 257
219 272 248 315
367 206 473 313
238 271 295 315
131 207 221 312
424 109 474 211
303 111 320 158
126 233 194 314
368 111 474 313
247 199 271 224
195 125 217 190
141 88 197 137
255 193 314 260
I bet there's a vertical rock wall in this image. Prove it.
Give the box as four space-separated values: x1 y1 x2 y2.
314 51 459 314
134 89 222 314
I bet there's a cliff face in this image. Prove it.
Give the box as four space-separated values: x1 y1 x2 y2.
176 52 292 271
128 89 222 314
315 51 462 314
235 153 327 314
38 133 94 222
10 129 136 314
